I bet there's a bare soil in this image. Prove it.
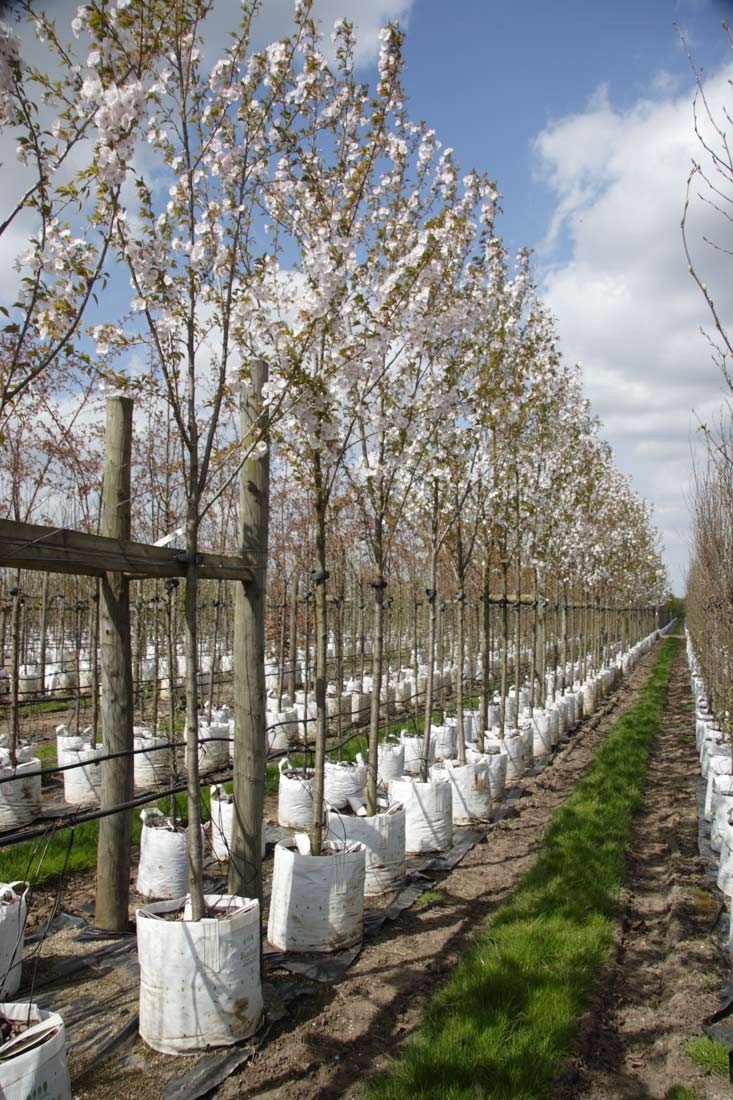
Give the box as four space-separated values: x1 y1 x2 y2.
16 637 726 1100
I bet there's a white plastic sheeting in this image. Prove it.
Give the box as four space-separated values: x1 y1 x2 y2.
0 884 27 998
389 776 452 854
327 802 405 896
267 838 366 952
0 1003 72 1100
137 893 262 1054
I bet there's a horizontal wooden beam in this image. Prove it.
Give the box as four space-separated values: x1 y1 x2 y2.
0 518 253 582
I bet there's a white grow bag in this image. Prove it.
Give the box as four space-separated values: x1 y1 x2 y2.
582 680 597 718
467 747 507 804
389 776 452 854
133 733 171 790
431 725 457 761
267 837 366 953
492 731 524 784
324 756 367 810
707 768 733 821
0 757 42 830
136 810 196 900
401 731 434 776
563 691 577 731
377 739 405 785
277 760 318 829
548 705 561 746
434 761 492 824
327 802 406 896
0 884 27 998
62 745 103 806
266 708 298 754
137 893 262 1054
532 710 552 757
0 1002 71 1100
719 833 733 897
209 786 266 863
712 801 733 855
187 719 230 775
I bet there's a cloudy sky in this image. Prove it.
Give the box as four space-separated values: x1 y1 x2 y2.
6 0 732 593
335 0 729 595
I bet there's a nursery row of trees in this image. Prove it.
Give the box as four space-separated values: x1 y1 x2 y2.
684 21 733 718
0 0 667 923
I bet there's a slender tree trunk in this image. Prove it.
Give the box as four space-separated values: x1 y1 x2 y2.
287 575 298 703
39 572 49 701
184 532 205 921
421 552 438 781
90 579 100 743
277 587 287 710
499 556 509 739
95 394 134 932
480 557 491 737
309 454 329 857
366 578 385 815
229 360 269 903
9 572 21 767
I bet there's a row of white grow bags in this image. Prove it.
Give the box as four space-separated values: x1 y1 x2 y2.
686 638 733 905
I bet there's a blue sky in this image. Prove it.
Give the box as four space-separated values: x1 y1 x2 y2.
382 0 731 594
6 0 732 593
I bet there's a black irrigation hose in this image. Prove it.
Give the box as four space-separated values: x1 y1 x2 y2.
0 674 491 850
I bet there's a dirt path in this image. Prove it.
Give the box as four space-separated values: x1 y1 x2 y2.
22 636 722 1100
560 638 726 1100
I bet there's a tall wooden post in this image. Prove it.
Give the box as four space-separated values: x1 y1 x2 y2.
229 361 269 903
95 395 134 931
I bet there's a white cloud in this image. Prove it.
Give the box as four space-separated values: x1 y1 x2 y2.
534 68 732 595
251 0 414 65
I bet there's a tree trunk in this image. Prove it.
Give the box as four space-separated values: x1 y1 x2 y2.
366 580 385 815
480 555 491 737
309 452 329 856
95 394 134 932
421 543 438 783
229 360 269 903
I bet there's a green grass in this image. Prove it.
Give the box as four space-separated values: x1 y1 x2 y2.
666 1087 700 1100
684 1036 729 1077
366 637 678 1100
417 889 450 908
0 789 202 889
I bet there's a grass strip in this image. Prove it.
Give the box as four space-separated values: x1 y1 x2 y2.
367 636 678 1100
0 790 195 888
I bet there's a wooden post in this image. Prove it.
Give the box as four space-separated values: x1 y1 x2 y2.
95 395 134 931
229 361 269 903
